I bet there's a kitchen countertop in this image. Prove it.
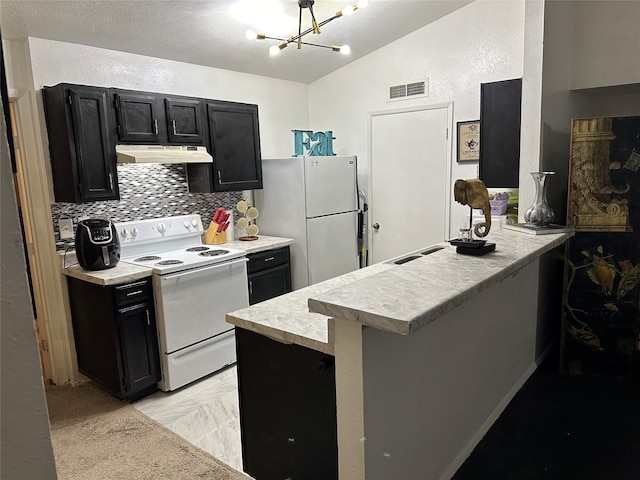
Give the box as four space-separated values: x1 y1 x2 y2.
227 228 574 353
226 263 394 355
308 228 573 335
60 235 294 286
59 250 153 286
223 235 293 254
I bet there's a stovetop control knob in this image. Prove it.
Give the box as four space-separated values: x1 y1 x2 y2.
183 220 191 229
120 228 128 238
191 219 198 227
130 227 139 237
157 223 166 233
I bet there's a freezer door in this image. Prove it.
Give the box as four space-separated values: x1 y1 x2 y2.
305 155 358 218
306 211 359 286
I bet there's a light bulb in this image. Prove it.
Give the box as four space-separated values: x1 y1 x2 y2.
245 29 257 40
357 0 368 8
340 45 351 55
342 4 354 16
269 45 280 56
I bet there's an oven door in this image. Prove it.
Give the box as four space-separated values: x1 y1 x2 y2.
153 257 249 353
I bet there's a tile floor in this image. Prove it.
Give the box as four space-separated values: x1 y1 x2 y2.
133 364 245 473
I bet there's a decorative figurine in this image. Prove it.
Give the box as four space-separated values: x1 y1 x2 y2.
453 178 492 237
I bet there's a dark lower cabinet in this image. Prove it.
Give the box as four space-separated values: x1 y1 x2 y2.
247 246 291 305
43 84 119 202
236 328 338 480
67 277 160 401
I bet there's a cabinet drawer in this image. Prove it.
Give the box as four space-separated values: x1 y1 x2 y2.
114 279 151 307
247 247 290 274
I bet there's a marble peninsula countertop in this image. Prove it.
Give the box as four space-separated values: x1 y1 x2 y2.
227 228 574 353
308 228 574 336
59 235 293 286
227 263 394 355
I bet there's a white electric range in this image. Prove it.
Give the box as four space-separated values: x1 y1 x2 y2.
116 214 249 391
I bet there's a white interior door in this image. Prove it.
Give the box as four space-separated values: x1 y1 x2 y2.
370 105 450 263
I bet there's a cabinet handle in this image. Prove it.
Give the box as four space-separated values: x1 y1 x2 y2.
218 171 222 184
146 309 150 326
172 120 177 135
153 119 158 135
126 290 143 296
249 280 253 295
264 256 275 262
108 173 114 190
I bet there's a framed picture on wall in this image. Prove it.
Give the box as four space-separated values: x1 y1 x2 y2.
457 120 480 162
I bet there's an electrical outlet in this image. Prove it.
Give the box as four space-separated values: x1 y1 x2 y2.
59 218 74 239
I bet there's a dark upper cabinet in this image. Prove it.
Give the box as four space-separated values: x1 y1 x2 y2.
208 100 263 191
165 96 206 145
479 78 522 188
44 83 262 197
112 90 206 146
112 89 166 144
43 84 119 203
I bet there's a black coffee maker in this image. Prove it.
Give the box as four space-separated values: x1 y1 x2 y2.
75 219 121 270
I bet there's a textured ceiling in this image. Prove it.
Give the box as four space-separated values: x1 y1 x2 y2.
0 0 472 84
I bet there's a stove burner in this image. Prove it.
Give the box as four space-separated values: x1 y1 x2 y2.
186 246 210 252
156 259 184 266
135 255 162 262
198 249 228 257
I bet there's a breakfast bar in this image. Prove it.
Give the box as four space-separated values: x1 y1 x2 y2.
226 228 574 480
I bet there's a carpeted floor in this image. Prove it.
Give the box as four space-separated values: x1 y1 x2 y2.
46 382 251 480
453 356 640 480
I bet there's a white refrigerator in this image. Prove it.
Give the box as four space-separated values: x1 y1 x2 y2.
255 155 360 290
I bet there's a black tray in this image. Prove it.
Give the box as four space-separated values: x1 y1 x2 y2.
456 242 496 256
448 238 487 249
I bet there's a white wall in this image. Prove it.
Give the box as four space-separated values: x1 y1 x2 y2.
570 0 640 90
14 37 310 160
309 0 526 238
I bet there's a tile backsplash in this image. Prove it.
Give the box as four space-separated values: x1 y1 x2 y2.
52 163 244 251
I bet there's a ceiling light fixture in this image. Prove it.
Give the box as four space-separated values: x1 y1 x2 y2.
246 0 368 56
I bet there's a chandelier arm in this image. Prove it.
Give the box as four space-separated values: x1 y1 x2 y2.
317 14 340 29
286 13 339 45
298 7 303 38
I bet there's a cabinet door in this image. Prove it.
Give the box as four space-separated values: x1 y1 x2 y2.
165 97 206 144
479 78 522 188
113 90 166 143
70 87 119 201
117 303 161 396
237 328 338 480
249 263 292 305
207 100 263 191
44 85 119 203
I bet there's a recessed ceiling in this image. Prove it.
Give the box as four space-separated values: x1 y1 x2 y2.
0 0 473 84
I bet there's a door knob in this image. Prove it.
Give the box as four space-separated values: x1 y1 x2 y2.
372 223 380 230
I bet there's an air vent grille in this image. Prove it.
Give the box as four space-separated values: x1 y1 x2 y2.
387 78 429 102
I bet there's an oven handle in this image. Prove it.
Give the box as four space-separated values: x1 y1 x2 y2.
158 257 248 281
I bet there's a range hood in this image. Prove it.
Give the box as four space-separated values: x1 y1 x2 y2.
116 145 213 164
